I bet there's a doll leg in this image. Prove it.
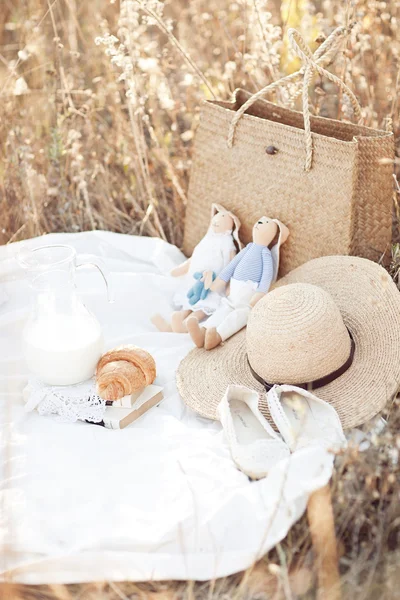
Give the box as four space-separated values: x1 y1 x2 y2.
204 328 222 350
204 303 233 330
151 314 173 332
184 310 207 347
217 305 251 340
204 280 255 349
187 309 207 323
188 305 230 348
171 310 192 333
205 305 251 350
186 317 206 348
203 304 235 350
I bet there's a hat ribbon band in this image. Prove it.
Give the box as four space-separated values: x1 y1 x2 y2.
247 331 355 393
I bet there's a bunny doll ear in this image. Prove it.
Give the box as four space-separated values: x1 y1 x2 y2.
270 219 290 282
210 203 243 249
211 203 225 218
229 211 243 250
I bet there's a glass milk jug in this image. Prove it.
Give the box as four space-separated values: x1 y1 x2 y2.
19 244 113 386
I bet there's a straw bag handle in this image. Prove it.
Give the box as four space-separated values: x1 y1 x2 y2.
227 26 362 172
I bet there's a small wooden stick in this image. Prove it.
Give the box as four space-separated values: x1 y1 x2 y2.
307 484 341 600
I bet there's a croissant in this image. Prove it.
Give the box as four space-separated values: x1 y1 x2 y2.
96 345 156 401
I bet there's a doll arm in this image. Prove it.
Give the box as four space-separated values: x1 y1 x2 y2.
249 291 266 308
257 249 274 293
202 270 215 290
210 277 227 294
170 259 191 277
211 245 250 293
201 273 216 300
209 250 236 291
218 244 250 284
250 249 274 307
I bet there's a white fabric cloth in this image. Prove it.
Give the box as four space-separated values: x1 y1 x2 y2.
0 231 334 585
173 229 235 314
204 278 257 341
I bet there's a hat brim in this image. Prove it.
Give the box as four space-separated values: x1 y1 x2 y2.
176 256 400 429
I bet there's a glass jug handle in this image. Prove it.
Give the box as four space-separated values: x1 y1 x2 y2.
75 254 115 303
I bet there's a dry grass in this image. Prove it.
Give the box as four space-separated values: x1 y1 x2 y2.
1 0 400 598
1 0 399 246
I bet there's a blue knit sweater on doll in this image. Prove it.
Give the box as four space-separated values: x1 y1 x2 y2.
218 242 274 293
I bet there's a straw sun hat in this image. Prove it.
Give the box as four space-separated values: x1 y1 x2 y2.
176 256 400 429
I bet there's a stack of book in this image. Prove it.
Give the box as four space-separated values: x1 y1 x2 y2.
97 384 164 429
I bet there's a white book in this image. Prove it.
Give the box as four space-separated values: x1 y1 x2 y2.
100 385 164 430
107 386 162 408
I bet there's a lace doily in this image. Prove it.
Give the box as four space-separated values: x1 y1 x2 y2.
24 378 106 424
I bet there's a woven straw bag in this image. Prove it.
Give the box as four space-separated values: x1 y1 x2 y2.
183 27 394 275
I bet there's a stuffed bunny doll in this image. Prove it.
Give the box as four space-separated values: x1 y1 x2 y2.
187 216 289 350
151 204 241 333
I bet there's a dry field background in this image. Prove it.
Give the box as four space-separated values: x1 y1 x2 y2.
1 0 400 598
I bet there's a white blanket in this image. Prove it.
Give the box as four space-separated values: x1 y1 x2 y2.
0 231 334 584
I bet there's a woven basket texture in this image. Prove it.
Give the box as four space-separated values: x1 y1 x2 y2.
183 89 394 275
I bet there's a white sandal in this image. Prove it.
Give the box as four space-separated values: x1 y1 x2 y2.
267 384 346 453
217 385 290 479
